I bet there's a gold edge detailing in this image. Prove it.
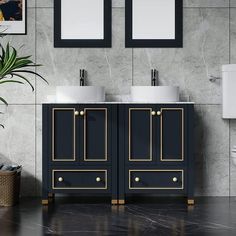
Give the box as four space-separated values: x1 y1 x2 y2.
112 199 118 204
118 200 125 204
52 169 108 190
52 108 76 162
129 169 184 190
42 200 49 205
52 108 54 160
84 108 108 161
74 110 76 161
129 108 153 162
160 108 184 162
188 199 195 205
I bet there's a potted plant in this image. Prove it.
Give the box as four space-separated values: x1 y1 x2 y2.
0 42 47 105
0 42 47 206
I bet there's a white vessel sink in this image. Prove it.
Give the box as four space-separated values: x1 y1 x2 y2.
56 86 105 103
131 86 179 102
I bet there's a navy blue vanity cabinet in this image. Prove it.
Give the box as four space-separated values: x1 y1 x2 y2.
42 103 194 205
42 104 118 205
119 104 194 205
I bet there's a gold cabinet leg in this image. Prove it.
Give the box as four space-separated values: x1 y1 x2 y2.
111 199 118 205
48 193 54 198
118 199 125 205
187 199 195 205
42 199 49 205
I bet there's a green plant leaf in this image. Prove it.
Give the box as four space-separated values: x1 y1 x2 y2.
0 42 48 103
10 73 34 91
0 96 8 105
4 43 10 64
0 80 24 85
0 47 17 76
1 45 5 63
12 70 48 84
10 59 34 71
15 55 31 62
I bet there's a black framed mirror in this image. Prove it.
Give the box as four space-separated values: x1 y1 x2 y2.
54 0 111 48
125 0 183 48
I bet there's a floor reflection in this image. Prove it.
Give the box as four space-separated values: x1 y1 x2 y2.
0 197 236 236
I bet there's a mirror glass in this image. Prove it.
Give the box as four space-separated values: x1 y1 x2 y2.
132 0 175 40
126 0 183 48
54 0 111 48
61 0 104 40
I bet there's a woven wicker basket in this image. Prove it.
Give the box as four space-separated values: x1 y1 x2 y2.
0 167 21 206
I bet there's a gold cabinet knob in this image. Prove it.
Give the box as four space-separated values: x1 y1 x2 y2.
151 111 156 116
96 177 101 182
74 111 79 116
157 111 162 116
135 177 140 182
58 177 64 182
173 177 178 182
80 111 85 116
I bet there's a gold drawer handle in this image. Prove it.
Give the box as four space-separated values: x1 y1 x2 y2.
80 110 85 116
96 177 101 182
135 177 140 182
74 111 79 116
151 111 156 116
156 111 162 116
172 177 178 182
58 177 64 182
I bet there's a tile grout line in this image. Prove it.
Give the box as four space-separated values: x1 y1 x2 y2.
229 0 231 198
229 0 231 64
132 48 134 86
229 120 231 197
34 2 37 197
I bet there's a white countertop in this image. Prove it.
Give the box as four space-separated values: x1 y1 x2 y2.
43 101 195 104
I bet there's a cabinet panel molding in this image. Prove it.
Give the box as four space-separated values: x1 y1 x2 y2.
129 108 153 161
160 108 184 162
83 108 108 162
52 108 76 162
52 169 108 190
128 169 184 190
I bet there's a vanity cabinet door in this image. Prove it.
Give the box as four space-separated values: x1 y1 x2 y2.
123 105 186 164
78 105 114 164
124 106 157 164
156 106 185 162
49 105 115 165
51 107 78 162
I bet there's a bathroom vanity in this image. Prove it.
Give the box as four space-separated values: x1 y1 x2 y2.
42 103 194 205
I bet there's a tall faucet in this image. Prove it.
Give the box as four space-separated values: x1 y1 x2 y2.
80 69 86 86
151 69 158 86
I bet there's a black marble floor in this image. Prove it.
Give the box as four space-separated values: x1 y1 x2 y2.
0 197 236 236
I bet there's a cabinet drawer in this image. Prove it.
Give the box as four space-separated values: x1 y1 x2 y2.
52 170 108 190
129 169 184 190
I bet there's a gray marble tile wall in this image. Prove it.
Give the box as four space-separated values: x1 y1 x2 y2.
0 0 235 196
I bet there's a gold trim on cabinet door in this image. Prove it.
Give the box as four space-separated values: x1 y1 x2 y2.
128 169 184 190
52 108 76 162
83 108 108 161
160 108 184 162
52 169 108 190
129 108 153 161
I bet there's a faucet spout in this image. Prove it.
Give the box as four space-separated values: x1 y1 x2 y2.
151 69 158 86
80 69 86 86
